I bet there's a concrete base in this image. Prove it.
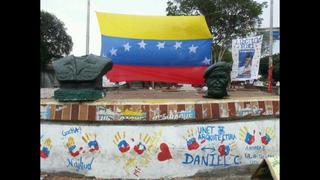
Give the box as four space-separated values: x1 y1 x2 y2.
41 94 279 121
41 118 279 179
41 89 279 179
178 164 260 180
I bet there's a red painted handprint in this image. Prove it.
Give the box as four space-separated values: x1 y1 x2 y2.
259 127 275 145
113 131 130 153
133 133 152 155
40 138 52 159
184 128 205 151
66 136 83 157
82 133 99 153
239 127 255 145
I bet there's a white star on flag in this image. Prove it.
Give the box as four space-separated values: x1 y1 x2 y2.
123 42 131 51
110 48 117 56
174 41 182 49
138 40 147 49
157 41 165 50
202 57 211 65
189 44 198 53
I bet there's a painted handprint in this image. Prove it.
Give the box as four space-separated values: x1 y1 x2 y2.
66 136 83 157
218 141 236 156
134 142 146 155
259 127 275 145
184 128 205 151
133 133 152 155
41 138 52 159
82 133 99 153
113 131 130 153
239 127 255 145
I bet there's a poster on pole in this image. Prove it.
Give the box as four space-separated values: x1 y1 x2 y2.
231 35 263 81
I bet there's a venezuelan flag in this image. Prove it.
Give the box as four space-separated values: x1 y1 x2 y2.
96 12 212 84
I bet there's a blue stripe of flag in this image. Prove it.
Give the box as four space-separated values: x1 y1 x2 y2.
101 35 212 66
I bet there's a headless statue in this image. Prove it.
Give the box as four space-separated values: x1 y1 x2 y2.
52 54 113 101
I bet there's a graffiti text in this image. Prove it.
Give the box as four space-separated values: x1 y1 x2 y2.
67 157 94 172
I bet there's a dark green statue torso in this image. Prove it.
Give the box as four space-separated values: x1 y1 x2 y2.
52 54 113 101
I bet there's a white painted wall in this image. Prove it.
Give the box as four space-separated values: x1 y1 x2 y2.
41 119 279 179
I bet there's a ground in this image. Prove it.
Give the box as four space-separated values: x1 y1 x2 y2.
102 87 276 100
41 164 260 180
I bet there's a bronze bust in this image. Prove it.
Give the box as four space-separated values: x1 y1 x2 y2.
203 62 232 98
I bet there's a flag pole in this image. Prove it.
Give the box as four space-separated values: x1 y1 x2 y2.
86 0 90 55
268 0 273 93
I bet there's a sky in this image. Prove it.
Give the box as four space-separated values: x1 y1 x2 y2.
40 0 279 56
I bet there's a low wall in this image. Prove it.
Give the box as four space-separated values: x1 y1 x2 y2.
40 98 279 121
41 118 279 179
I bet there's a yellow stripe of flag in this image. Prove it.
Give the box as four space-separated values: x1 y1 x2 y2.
96 12 212 40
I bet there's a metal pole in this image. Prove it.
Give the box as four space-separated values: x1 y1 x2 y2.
86 0 90 55
268 0 273 93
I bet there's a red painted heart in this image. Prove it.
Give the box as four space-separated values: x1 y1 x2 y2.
157 143 172 161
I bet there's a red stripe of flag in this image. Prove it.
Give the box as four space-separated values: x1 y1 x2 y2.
106 64 207 85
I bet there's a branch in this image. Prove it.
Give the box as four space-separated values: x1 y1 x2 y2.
218 46 227 62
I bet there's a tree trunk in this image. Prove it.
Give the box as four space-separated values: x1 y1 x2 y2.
217 46 227 62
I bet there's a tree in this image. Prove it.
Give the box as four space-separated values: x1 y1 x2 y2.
166 0 267 63
40 11 73 71
212 44 233 63
221 49 233 63
259 53 279 82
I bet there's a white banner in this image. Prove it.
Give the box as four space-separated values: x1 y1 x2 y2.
231 35 263 81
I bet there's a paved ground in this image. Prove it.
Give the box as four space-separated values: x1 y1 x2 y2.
41 164 260 180
41 86 278 103
104 87 277 100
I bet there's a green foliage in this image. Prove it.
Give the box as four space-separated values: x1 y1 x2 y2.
166 0 267 62
221 50 233 63
259 53 280 81
40 11 73 70
212 45 233 63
